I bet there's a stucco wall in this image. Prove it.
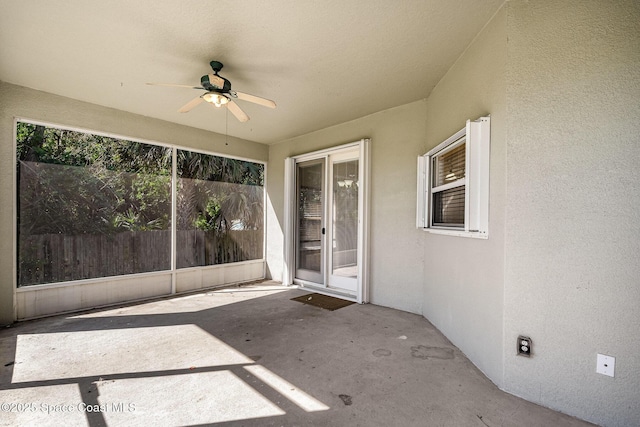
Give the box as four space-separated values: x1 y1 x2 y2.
503 1 640 426
266 100 427 313
0 82 268 325
421 7 507 387
267 3 640 425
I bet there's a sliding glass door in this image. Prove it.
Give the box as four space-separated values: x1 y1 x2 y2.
294 148 360 294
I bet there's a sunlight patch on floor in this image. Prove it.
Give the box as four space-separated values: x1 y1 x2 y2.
0 383 86 427
99 370 285 426
245 365 330 412
12 325 252 383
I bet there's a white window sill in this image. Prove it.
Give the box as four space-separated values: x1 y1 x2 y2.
421 228 488 239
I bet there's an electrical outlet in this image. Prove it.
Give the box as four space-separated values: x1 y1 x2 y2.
596 354 615 377
517 335 532 357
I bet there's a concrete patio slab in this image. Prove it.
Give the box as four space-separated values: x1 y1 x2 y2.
0 282 595 426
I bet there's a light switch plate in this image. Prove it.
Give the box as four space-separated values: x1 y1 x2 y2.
596 353 615 377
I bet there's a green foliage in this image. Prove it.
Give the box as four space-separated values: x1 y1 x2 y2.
194 198 222 231
17 122 171 173
112 208 166 231
177 149 263 186
17 122 172 235
177 149 264 233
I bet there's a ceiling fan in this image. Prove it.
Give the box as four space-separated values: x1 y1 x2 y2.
147 61 276 122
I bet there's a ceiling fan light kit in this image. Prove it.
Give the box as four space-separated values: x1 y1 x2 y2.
202 92 229 107
147 60 276 123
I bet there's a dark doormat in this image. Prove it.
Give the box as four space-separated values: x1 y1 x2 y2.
291 293 355 311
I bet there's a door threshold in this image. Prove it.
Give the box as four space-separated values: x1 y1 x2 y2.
294 281 358 302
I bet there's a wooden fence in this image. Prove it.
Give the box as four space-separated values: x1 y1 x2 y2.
19 229 263 286
176 229 263 269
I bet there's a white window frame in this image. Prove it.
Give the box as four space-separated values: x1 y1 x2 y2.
417 116 490 239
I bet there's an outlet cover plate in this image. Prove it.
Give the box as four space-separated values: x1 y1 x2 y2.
517 335 532 357
596 354 615 377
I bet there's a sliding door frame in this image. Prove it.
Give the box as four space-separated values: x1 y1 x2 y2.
283 139 370 303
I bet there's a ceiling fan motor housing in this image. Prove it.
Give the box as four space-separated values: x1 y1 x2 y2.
209 60 223 72
201 74 231 92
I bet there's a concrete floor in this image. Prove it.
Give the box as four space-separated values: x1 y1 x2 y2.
0 282 595 427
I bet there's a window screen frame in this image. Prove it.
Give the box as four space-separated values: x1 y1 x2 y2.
14 117 267 288
417 116 490 239
430 135 467 229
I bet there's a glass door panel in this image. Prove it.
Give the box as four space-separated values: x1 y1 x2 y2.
331 159 359 279
327 151 359 293
295 159 324 284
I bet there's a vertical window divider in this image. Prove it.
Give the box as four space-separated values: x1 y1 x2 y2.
171 146 177 294
464 120 472 232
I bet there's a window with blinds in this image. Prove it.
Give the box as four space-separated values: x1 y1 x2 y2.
433 141 466 187
431 138 466 228
433 185 465 226
416 116 490 238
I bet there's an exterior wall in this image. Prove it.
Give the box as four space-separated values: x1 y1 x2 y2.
421 7 507 387
268 2 640 425
0 82 268 325
503 1 640 426
266 100 427 313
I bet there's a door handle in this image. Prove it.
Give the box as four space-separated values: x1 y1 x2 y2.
321 227 326 235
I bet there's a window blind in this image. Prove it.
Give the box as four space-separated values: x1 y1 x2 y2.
433 141 466 187
432 186 465 226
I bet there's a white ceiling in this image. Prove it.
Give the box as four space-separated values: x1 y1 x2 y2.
0 0 503 144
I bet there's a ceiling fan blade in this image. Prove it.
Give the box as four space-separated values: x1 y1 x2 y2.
234 91 277 109
147 82 205 90
227 100 250 122
178 96 204 113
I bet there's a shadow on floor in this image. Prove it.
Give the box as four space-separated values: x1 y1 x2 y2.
0 283 594 426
